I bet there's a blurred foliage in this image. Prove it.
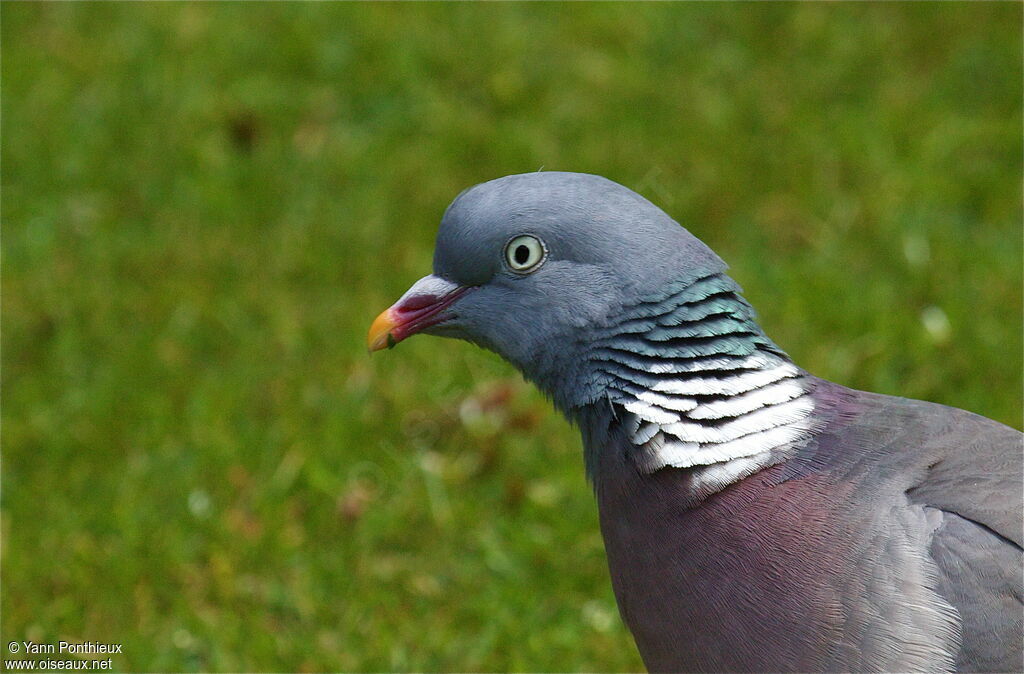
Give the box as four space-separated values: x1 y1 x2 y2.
2 3 1020 672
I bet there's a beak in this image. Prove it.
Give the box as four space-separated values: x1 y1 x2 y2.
367 275 471 352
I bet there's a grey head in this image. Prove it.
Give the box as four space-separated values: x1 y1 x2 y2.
370 173 725 401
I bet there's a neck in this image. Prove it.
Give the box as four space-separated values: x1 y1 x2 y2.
575 272 822 496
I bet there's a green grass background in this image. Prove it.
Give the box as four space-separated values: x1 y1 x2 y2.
3 3 1021 672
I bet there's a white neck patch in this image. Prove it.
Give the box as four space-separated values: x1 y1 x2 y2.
609 356 817 474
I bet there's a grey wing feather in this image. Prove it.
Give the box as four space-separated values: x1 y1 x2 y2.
902 403 1024 672
813 387 1023 672
900 396 1023 546
928 509 1023 672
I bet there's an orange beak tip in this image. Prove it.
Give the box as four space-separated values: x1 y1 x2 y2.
367 309 398 354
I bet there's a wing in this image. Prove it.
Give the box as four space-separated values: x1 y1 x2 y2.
900 400 1023 672
833 388 1023 672
902 397 1023 547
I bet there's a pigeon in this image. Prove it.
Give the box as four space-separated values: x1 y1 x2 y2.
368 172 1023 672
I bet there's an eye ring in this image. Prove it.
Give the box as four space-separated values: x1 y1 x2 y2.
503 234 548 274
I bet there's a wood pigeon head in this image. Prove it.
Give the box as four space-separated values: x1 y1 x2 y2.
368 172 727 408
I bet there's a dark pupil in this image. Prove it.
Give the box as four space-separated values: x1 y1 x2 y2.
514 245 530 265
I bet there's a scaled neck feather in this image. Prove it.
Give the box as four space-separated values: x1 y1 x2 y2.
577 272 821 487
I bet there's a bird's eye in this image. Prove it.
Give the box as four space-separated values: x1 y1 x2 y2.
504 235 547 273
